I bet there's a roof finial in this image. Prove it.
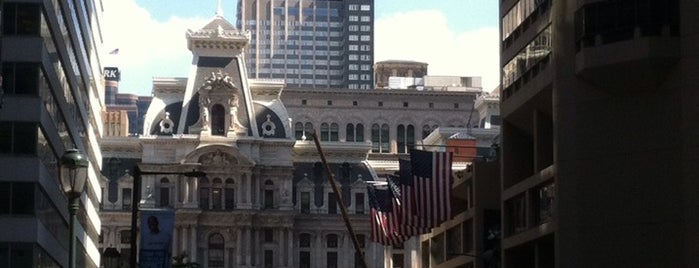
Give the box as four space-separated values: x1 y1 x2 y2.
216 0 223 17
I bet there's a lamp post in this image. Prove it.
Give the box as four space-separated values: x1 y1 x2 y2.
59 149 89 268
129 165 206 267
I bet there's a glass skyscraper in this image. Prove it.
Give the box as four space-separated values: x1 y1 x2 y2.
236 0 374 89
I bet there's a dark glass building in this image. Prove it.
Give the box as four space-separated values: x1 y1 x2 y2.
0 0 105 267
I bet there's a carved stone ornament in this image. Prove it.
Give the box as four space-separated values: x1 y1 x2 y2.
200 150 234 166
261 114 276 136
200 70 236 91
159 112 175 134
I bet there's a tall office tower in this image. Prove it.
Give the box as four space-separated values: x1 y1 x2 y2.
500 0 697 267
0 0 106 267
236 0 374 89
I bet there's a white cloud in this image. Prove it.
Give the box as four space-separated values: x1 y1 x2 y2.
375 10 500 92
102 0 210 95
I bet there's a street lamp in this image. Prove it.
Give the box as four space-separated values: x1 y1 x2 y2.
59 148 89 268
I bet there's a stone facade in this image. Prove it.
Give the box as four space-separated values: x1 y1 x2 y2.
98 12 498 268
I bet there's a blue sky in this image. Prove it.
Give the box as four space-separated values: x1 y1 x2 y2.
102 0 499 96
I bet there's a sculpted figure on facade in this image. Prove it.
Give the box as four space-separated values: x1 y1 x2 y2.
200 97 210 130
228 95 246 133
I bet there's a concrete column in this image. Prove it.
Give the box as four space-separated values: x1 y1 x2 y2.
190 226 197 263
315 233 322 267
180 226 188 257
278 229 284 267
254 228 261 266
172 226 179 256
182 177 189 204
191 178 199 207
236 228 243 266
287 228 293 267
245 227 252 265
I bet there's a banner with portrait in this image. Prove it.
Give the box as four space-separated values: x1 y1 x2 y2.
140 209 174 268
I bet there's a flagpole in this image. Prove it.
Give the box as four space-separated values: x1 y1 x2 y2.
311 130 371 268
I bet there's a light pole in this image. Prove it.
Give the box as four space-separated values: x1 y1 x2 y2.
129 165 206 268
59 149 89 268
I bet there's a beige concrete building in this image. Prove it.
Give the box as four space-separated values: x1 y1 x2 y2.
499 0 697 267
97 11 498 268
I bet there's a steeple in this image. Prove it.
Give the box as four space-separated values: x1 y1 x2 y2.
216 0 223 17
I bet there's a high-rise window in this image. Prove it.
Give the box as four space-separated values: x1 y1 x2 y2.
3 3 41 35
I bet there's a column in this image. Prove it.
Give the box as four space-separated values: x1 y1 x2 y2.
236 228 243 266
172 226 179 257
191 177 199 208
182 177 190 205
254 228 261 266
287 228 293 267
315 233 322 267
278 229 284 267
247 174 253 206
245 227 251 265
180 226 188 257
190 226 197 263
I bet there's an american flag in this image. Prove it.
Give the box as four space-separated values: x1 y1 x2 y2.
410 149 453 229
368 186 405 246
387 175 429 237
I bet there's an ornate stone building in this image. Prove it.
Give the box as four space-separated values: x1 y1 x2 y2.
98 11 497 268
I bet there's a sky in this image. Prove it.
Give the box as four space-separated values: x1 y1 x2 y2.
101 0 499 96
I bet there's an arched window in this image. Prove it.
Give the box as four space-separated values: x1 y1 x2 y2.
356 124 364 142
381 124 390 153
397 125 406 154
371 124 390 153
225 178 235 210
200 178 210 210
304 123 313 140
407 125 415 151
208 233 224 268
321 123 329 141
159 178 170 207
330 123 339 141
371 124 380 152
346 124 355 142
212 178 223 210
397 124 415 154
211 104 226 136
264 180 274 209
422 125 431 139
295 122 304 140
